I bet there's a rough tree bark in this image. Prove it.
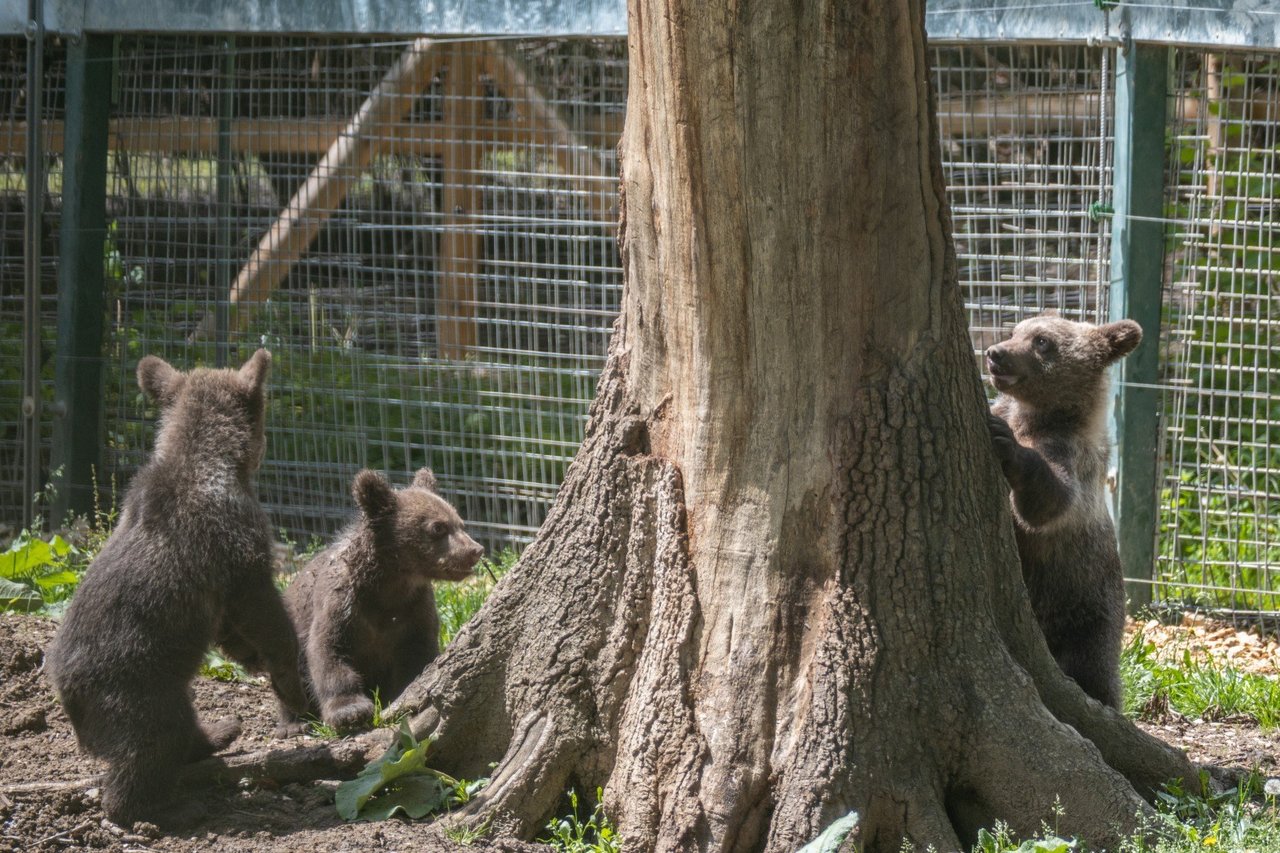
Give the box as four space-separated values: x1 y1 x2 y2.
385 1 1202 851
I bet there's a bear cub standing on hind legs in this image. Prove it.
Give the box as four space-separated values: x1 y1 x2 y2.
46 350 309 828
284 468 484 731
986 313 1142 710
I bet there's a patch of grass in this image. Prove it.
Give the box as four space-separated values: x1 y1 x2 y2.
1121 631 1280 728
437 548 519 649
540 788 621 853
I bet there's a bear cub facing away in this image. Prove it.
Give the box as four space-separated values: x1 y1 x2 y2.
285 468 484 731
46 350 309 828
986 314 1142 710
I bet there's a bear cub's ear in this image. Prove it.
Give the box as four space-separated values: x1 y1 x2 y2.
238 348 272 392
411 468 438 493
1098 320 1143 364
137 355 183 406
353 469 397 520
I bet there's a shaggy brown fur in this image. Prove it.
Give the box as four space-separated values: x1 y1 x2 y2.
45 350 308 827
285 468 484 731
986 314 1142 709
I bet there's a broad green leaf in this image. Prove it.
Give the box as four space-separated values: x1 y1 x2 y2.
0 535 71 579
355 775 451 822
335 720 433 820
797 811 859 853
0 577 43 612
34 570 80 589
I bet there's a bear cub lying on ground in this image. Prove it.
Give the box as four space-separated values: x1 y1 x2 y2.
986 313 1142 709
285 468 484 731
46 350 308 827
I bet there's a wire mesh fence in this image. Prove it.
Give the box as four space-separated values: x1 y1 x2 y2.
3 34 1280 621
54 35 623 547
1158 50 1280 619
932 44 1115 352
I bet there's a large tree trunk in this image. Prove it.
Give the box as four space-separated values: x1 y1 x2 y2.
391 1 1200 850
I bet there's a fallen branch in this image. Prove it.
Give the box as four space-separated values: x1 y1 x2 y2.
0 777 100 796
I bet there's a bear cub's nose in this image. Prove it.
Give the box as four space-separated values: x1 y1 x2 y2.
986 345 1009 367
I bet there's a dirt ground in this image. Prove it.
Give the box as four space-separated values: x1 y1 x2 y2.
2 613 1278 852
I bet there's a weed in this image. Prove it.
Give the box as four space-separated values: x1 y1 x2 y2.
1119 773 1280 853
370 688 406 729
540 787 621 853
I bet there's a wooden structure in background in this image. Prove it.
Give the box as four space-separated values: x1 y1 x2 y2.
189 37 439 342
182 40 613 355
3 39 618 357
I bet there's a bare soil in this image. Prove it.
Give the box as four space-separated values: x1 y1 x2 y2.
1 612 1277 851
0 615 542 852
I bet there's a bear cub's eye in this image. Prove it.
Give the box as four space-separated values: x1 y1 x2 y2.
428 521 449 538
1032 335 1053 353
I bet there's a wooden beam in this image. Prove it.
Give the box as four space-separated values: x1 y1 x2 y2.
477 42 616 222
435 44 483 361
0 112 625 157
190 38 440 341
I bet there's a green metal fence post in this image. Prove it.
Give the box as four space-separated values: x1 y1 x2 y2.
52 34 114 524
1109 42 1170 611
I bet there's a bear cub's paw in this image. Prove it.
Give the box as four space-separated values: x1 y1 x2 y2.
323 694 376 732
273 720 308 739
987 412 1020 477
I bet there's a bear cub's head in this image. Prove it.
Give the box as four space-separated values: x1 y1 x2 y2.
986 314 1141 410
137 348 272 473
352 468 484 583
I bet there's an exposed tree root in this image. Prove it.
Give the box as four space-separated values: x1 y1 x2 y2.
442 712 584 840
962 680 1150 850
183 735 385 786
2 737 383 800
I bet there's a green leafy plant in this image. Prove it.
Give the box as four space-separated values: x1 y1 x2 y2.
0 533 78 613
541 787 621 853
336 720 486 822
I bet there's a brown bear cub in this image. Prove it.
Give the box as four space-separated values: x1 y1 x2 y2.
284 468 484 731
46 350 308 828
986 314 1142 710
